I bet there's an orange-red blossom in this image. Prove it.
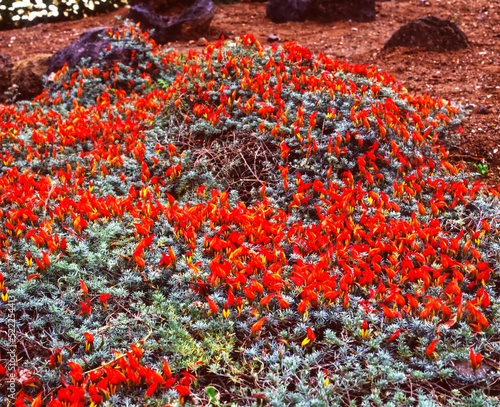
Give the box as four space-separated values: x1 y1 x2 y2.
469 347 483 372
251 317 267 338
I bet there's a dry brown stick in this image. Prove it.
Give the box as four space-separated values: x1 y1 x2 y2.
239 152 265 185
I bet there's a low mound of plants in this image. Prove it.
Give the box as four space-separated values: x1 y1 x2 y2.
0 23 499 406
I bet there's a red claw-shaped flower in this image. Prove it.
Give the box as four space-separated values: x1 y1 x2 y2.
387 328 402 343
99 293 110 311
361 319 369 339
251 317 267 338
301 327 316 347
426 338 439 360
469 347 483 372
84 332 94 353
206 296 218 316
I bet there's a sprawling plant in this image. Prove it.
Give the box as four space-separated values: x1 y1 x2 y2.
0 23 499 406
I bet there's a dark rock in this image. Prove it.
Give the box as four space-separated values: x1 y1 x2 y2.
128 0 196 14
7 54 52 101
0 53 13 102
47 27 132 75
161 0 214 38
266 0 312 23
128 5 172 33
384 16 470 52
308 0 376 23
477 105 490 115
129 0 173 14
128 0 214 43
267 0 375 24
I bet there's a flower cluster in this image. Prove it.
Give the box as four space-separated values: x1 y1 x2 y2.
0 24 498 406
18 344 196 407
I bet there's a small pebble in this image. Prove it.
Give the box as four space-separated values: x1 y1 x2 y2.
196 37 207 46
268 34 280 43
478 105 490 114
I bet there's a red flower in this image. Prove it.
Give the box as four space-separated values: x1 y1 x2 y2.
223 301 230 319
251 317 267 338
426 338 439 360
361 319 369 339
79 279 88 297
162 358 172 380
276 296 289 309
26 251 33 267
60 236 67 252
31 391 43 407
129 344 143 362
259 292 274 310
380 304 395 322
84 332 94 353
387 328 402 343
469 347 483 372
88 384 103 405
48 348 62 369
301 327 315 347
174 384 190 405
67 362 83 385
297 299 309 321
206 297 218 316
99 293 110 311
78 297 92 317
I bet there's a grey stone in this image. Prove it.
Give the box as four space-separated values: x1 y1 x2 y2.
268 34 280 43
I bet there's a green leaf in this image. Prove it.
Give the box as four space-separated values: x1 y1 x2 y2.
206 386 218 403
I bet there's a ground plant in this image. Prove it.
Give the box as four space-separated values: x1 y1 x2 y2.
0 23 499 406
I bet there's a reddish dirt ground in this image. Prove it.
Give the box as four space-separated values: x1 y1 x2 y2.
1 0 499 181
